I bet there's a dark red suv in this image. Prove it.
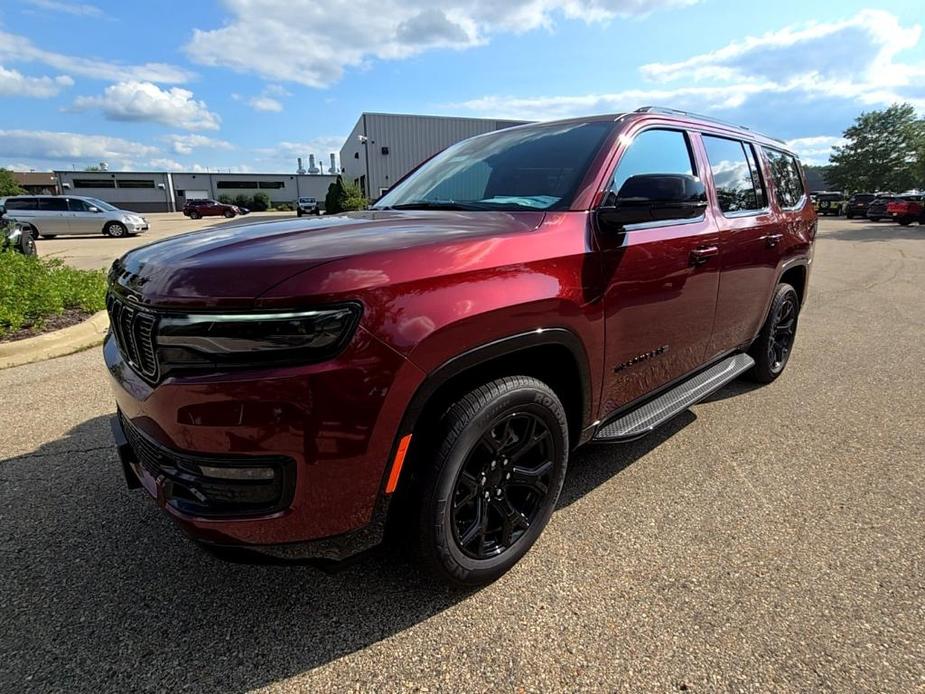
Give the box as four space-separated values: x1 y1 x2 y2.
105 107 815 585
182 198 244 219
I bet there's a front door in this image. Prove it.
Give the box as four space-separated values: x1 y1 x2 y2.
597 128 721 415
67 197 102 235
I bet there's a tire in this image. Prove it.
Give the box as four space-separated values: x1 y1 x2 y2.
104 221 127 238
869 217 881 222
748 283 800 384
223 209 235 218
40 234 56 239
19 227 37 256
897 218 912 226
845 213 854 219
189 210 201 220
297 210 303 217
416 376 569 586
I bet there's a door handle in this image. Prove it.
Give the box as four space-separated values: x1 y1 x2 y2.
690 245 719 265
762 233 783 248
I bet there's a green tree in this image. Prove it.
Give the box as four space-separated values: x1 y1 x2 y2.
324 177 367 214
251 192 271 211
828 103 925 193
0 169 25 197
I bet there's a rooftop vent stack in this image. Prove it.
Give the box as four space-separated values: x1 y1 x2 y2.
297 157 306 175
329 153 337 174
308 154 320 174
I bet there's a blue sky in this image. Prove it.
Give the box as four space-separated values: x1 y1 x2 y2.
2 0 924 173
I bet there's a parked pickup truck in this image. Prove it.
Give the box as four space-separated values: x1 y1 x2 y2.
297 197 320 216
104 107 815 585
886 195 925 225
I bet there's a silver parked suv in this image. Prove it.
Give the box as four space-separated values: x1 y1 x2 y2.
0 195 149 238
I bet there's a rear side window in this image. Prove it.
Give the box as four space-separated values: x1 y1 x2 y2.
763 148 805 209
610 129 696 196
4 197 37 210
38 198 68 211
702 135 765 213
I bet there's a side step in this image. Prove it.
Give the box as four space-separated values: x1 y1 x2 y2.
593 353 755 442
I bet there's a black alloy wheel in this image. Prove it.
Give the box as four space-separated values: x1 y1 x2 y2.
767 292 797 372
451 412 554 560
416 375 568 586
748 282 800 383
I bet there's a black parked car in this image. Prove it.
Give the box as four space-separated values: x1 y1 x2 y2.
844 193 876 219
866 195 897 221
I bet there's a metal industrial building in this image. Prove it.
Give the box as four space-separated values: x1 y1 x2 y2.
340 113 529 199
52 171 338 213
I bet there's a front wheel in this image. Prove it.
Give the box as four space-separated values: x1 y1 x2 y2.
104 222 127 238
188 210 201 220
223 209 235 218
417 376 569 586
748 283 800 383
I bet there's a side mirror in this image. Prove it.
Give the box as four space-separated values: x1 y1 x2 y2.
88 206 100 213
597 174 707 229
0 204 6 218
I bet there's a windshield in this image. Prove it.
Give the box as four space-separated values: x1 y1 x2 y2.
83 197 119 212
374 120 613 212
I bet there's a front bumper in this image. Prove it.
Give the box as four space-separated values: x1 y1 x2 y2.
103 326 424 558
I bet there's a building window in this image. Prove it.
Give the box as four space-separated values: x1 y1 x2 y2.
73 179 115 188
258 181 285 189
117 179 156 188
216 181 260 189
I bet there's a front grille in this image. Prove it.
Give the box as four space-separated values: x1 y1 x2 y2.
119 413 295 517
107 293 158 381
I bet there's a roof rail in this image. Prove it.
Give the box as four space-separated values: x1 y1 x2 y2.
634 106 786 144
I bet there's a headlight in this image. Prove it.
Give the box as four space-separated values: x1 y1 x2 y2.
155 305 361 371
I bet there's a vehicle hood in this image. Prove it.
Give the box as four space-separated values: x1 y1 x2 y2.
110 209 544 308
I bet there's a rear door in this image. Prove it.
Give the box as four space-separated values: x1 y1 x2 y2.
700 134 783 357
597 127 721 413
67 197 101 235
36 197 71 236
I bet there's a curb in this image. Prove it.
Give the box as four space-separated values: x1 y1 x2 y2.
0 310 109 370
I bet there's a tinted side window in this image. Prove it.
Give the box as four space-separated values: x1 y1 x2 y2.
610 129 695 196
763 148 805 208
68 198 91 212
702 136 763 213
742 143 767 208
4 198 37 210
38 198 68 211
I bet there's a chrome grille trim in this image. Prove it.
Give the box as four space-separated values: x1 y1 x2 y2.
107 293 159 381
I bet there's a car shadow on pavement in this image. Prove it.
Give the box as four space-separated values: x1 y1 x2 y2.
824 220 924 242
1 406 697 692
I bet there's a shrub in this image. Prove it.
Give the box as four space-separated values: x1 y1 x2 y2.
251 192 271 211
0 169 25 197
217 194 233 204
233 194 252 209
0 251 107 337
273 202 294 211
325 177 367 214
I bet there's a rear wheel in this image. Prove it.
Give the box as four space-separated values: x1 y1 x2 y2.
223 209 235 218
897 217 912 226
748 283 800 383
104 221 127 238
189 210 201 220
417 376 568 586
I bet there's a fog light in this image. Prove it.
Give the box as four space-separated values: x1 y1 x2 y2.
196 465 276 481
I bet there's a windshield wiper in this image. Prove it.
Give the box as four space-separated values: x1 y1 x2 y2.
383 201 490 211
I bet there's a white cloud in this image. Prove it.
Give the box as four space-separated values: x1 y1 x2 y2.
148 159 252 173
148 157 185 171
0 30 192 83
451 9 925 144
164 134 233 155
0 65 73 98
0 129 157 170
248 96 283 112
25 0 105 17
256 137 345 172
784 136 848 165
185 0 695 87
72 81 221 130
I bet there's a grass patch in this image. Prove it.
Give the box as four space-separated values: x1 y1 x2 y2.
0 251 107 339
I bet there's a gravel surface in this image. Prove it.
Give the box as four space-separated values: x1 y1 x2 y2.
1 218 923 692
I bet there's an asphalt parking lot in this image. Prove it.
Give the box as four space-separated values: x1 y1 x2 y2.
1 217 923 692
33 211 293 270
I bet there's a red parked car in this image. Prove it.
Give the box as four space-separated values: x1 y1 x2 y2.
105 107 815 585
885 195 925 225
182 198 246 219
